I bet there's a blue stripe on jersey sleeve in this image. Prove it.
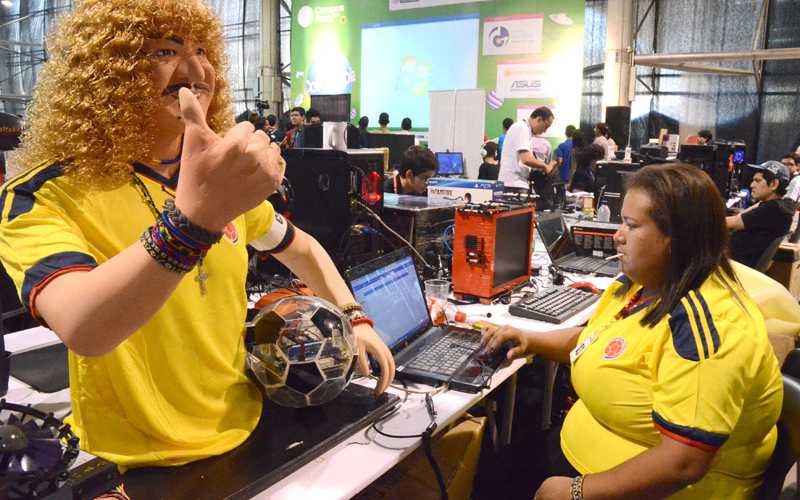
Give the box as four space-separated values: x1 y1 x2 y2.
668 301 702 361
7 164 64 222
685 296 710 359
694 291 721 354
22 251 98 310
652 410 728 449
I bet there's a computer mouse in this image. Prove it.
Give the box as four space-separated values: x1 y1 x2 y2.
478 341 514 369
570 282 601 294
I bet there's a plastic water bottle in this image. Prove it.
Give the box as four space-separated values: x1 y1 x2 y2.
597 200 611 223
624 146 632 162
539 263 552 288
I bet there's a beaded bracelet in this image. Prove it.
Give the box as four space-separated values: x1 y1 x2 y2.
140 218 206 273
340 302 364 315
570 475 585 500
163 198 223 246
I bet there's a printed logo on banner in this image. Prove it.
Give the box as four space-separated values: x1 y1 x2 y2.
496 61 551 99
482 15 543 56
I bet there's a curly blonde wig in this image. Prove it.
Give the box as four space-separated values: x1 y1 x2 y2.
16 0 234 188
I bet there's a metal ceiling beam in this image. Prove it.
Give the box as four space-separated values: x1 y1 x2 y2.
634 47 800 65
643 62 753 76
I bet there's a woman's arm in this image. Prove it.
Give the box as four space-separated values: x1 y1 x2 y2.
535 435 714 500
271 227 395 394
481 325 583 363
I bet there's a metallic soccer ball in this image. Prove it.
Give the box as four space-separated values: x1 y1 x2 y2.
246 296 357 408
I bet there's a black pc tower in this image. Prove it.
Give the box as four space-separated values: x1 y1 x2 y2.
678 144 731 199
594 161 641 223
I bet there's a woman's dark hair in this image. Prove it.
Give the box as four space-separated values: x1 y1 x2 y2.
379 112 390 126
698 129 713 142
483 141 497 158
571 130 585 148
621 163 739 327
596 122 610 138
401 117 412 131
358 116 369 129
266 114 277 126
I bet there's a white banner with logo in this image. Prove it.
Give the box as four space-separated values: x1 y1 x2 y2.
496 60 552 100
482 14 543 56
389 0 489 11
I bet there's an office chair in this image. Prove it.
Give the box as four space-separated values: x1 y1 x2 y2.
756 373 800 500
755 234 789 274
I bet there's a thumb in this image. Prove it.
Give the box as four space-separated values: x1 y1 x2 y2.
178 87 217 156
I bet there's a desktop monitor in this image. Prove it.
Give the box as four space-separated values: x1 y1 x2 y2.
309 94 351 123
435 152 464 176
366 133 415 169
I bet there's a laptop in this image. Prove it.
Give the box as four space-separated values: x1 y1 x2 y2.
536 211 620 277
345 249 488 392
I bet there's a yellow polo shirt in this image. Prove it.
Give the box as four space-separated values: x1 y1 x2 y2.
0 162 281 468
561 273 783 498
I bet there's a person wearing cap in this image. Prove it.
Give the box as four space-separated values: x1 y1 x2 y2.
726 160 794 268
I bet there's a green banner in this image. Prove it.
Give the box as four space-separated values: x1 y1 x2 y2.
291 0 584 144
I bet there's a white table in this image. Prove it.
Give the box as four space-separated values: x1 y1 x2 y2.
5 272 612 500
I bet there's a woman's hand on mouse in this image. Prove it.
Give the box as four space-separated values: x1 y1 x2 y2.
480 324 530 360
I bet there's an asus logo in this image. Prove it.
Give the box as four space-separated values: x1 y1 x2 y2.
511 80 542 89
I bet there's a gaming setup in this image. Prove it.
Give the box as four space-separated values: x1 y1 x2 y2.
0 125 755 498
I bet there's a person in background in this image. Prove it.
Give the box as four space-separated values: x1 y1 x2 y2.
484 164 782 500
593 122 618 161
375 112 390 134
383 145 437 196
264 114 280 142
555 125 577 184
305 107 321 126
567 131 604 192
498 108 560 207
0 0 394 487
697 129 713 145
497 117 513 159
781 152 800 204
478 141 499 181
727 160 794 268
399 117 413 134
282 106 305 149
358 115 370 148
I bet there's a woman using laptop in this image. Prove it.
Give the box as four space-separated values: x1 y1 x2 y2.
482 164 782 499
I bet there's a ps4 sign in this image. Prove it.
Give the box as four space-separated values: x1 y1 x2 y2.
482 14 543 56
496 61 552 99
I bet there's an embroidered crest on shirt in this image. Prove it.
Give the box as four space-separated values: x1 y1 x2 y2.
223 222 239 244
603 337 627 360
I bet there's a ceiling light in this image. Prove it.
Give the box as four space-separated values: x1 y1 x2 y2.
0 1 12 7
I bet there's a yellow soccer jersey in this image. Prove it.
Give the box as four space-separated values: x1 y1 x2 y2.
561 272 783 499
0 162 290 468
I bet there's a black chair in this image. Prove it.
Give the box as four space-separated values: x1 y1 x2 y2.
755 234 789 273
756 350 800 500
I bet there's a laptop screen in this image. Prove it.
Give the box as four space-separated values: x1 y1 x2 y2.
436 152 464 175
535 211 575 261
347 252 431 350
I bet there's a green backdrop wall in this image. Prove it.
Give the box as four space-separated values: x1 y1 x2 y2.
291 0 584 145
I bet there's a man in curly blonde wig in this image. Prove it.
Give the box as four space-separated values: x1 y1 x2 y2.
0 0 394 478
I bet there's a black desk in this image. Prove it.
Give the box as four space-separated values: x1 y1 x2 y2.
125 384 398 499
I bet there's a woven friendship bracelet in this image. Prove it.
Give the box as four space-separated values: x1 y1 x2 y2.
163 198 223 246
140 219 206 273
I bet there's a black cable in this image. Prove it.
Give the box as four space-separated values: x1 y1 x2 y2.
371 393 448 500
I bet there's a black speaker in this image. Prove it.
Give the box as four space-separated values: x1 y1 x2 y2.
605 106 631 149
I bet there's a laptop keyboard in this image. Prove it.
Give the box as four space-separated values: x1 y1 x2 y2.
509 285 599 323
562 255 605 272
407 332 481 376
